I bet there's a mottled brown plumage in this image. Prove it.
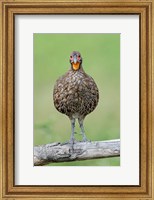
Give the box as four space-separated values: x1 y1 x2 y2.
53 51 99 143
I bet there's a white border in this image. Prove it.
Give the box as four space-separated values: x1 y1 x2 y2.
15 15 139 185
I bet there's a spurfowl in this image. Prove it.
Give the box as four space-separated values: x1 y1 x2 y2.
53 51 99 144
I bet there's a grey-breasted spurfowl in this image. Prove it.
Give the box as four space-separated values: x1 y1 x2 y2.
53 51 99 144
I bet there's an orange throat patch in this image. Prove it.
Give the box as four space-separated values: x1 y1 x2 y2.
72 62 80 71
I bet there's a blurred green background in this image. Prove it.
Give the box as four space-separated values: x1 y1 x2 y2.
34 34 120 166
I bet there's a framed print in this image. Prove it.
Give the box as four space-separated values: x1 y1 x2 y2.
0 0 154 199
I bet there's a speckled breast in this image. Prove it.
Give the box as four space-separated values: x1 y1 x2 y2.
53 69 99 119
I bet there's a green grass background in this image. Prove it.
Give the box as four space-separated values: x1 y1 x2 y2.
34 34 120 166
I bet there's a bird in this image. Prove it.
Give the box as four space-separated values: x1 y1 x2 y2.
53 51 99 144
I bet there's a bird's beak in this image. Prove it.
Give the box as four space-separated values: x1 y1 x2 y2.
73 55 77 64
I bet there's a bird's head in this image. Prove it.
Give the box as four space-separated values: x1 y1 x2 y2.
70 51 82 71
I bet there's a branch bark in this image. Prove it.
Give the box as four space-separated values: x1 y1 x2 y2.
34 139 120 166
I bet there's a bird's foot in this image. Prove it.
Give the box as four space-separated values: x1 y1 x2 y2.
69 138 77 145
68 138 78 152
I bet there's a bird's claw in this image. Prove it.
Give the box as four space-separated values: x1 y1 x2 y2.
69 138 77 144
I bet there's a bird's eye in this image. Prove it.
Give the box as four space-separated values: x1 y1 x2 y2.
70 56 72 58
78 55 81 58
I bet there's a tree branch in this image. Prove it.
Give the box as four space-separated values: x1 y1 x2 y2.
34 139 120 166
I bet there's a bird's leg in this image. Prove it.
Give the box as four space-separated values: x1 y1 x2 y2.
78 119 88 142
70 118 76 144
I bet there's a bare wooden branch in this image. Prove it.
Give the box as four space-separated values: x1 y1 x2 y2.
34 139 120 166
